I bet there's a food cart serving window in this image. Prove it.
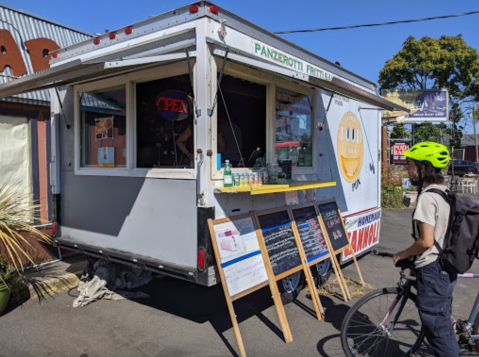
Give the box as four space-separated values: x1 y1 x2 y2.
80 85 126 168
74 63 197 179
136 74 194 169
275 88 313 168
211 60 317 181
215 75 266 168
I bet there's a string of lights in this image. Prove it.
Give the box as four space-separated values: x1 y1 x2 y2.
274 10 479 34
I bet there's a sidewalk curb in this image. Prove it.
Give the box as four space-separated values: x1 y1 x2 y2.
24 269 84 301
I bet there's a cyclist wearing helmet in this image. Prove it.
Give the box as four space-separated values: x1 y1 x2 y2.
392 141 458 357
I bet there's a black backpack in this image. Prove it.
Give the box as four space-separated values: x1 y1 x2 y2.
413 188 479 275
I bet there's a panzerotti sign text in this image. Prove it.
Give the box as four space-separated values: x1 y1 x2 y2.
252 40 333 82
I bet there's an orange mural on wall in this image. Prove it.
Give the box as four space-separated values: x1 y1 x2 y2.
0 29 60 76
24 38 60 73
0 29 27 76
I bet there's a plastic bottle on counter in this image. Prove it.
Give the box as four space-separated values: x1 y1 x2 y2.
224 160 232 187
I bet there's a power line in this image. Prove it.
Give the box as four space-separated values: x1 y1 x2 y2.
274 10 479 34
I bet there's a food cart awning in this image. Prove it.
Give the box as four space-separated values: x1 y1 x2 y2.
0 51 195 99
211 47 410 113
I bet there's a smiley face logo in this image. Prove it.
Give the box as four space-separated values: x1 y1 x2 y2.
337 112 364 183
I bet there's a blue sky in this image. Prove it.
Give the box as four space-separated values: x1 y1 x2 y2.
7 0 478 87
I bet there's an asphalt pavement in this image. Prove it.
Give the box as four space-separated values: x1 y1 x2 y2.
1 207 479 357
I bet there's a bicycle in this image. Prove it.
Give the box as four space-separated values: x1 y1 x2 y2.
340 251 479 356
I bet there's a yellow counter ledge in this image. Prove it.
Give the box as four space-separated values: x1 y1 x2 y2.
214 181 336 195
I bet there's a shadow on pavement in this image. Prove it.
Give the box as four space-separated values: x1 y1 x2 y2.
127 275 282 357
313 296 351 357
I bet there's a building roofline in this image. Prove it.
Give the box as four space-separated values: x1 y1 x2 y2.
0 2 93 37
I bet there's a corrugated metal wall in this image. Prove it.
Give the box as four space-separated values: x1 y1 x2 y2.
0 3 91 105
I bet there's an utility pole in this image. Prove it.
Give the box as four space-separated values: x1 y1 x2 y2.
475 104 478 162
467 104 478 162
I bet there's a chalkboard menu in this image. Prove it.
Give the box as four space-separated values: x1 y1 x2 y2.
290 205 329 263
317 201 349 252
257 210 302 276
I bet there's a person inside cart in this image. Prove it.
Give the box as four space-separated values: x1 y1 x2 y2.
217 112 243 166
176 119 195 165
177 108 243 166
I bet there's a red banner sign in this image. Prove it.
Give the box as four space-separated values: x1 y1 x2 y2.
341 208 381 262
392 144 408 156
390 143 409 165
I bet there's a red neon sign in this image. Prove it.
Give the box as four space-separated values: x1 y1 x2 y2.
156 96 188 114
155 90 192 121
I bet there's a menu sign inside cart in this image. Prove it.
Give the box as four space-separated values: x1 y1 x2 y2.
252 40 334 82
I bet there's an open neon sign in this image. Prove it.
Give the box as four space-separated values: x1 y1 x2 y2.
156 90 192 121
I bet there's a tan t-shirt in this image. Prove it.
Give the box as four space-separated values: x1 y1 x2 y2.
413 184 450 268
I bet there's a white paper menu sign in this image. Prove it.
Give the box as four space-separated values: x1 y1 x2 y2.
213 217 268 297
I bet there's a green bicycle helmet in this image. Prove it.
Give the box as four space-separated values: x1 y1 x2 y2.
402 141 450 168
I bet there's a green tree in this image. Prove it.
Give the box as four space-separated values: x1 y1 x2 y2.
379 35 479 147
390 124 411 139
412 123 441 142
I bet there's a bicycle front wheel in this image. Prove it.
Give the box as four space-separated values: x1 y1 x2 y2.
341 287 425 357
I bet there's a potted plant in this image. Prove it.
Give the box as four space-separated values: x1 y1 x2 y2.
0 257 16 316
0 181 52 315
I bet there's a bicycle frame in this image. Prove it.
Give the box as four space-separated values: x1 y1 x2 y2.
381 273 479 340
458 272 479 341
382 279 414 335
349 252 479 357
384 272 479 341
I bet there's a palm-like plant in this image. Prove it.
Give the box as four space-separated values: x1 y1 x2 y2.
0 256 15 285
0 181 52 272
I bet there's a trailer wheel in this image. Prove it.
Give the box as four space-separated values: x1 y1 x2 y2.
313 258 332 287
279 271 305 304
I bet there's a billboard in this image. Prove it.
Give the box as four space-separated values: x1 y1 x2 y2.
390 142 410 165
382 89 448 122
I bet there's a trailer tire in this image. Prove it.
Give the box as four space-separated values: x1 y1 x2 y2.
279 271 305 304
313 258 332 287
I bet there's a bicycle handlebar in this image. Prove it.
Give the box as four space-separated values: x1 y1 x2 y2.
372 249 393 258
372 250 414 269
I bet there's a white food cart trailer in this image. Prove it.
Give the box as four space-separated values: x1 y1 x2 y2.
0 2 408 301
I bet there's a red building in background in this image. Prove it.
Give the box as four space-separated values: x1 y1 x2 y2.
461 134 479 162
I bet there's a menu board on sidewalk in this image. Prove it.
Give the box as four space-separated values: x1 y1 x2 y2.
210 215 268 298
317 201 349 252
257 210 302 277
208 212 295 354
315 199 365 301
290 205 329 263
